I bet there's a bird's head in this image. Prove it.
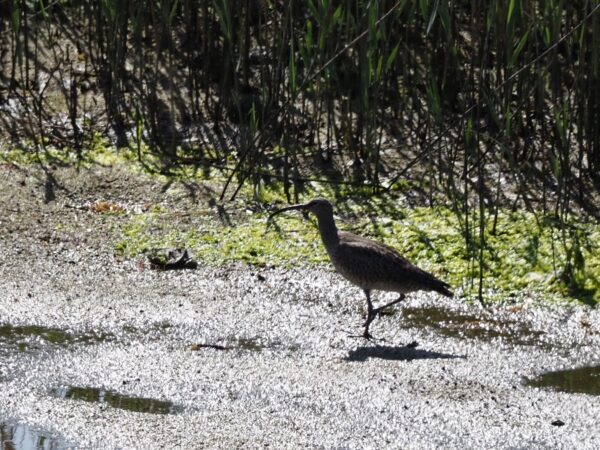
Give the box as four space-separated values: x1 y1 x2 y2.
303 198 334 217
268 198 334 222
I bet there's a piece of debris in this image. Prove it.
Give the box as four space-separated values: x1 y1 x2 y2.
551 419 565 427
147 248 198 270
190 343 231 351
89 201 124 214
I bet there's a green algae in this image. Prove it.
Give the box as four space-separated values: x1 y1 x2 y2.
114 210 329 267
113 198 600 304
3 143 599 304
94 140 599 305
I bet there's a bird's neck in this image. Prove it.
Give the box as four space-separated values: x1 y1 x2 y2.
316 214 339 252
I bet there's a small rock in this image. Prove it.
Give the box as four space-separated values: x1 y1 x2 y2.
147 248 198 270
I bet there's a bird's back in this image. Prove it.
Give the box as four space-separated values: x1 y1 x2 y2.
329 231 453 297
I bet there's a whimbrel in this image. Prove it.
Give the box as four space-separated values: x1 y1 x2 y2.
269 198 453 339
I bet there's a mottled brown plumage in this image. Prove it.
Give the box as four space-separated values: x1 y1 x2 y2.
269 198 453 338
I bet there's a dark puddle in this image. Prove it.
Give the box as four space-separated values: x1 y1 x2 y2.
0 324 112 351
400 306 546 347
52 386 178 415
525 366 600 396
0 421 71 450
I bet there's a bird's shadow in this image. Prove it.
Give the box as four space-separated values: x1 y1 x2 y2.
344 345 464 362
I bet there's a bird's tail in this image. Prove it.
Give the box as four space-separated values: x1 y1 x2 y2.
436 283 454 298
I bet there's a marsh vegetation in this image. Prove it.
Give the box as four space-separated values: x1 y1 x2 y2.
1 1 599 303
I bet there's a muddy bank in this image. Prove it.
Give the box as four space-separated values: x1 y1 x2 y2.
1 163 599 449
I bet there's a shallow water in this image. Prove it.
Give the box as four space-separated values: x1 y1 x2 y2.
525 366 600 396
0 323 112 351
52 386 178 414
0 422 71 450
400 305 548 347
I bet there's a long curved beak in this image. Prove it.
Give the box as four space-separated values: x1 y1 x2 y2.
268 203 310 222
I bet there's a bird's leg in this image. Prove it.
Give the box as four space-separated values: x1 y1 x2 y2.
362 289 376 339
373 293 406 316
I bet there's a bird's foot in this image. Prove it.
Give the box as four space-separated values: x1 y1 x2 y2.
361 330 386 341
361 319 386 341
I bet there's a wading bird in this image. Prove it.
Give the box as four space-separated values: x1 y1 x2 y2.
269 198 453 339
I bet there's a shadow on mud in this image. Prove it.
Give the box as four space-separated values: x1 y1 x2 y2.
0 421 71 450
0 323 113 352
525 366 600 396
345 345 463 362
52 386 178 415
400 306 549 347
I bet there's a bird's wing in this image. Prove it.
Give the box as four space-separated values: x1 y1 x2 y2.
336 231 451 292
